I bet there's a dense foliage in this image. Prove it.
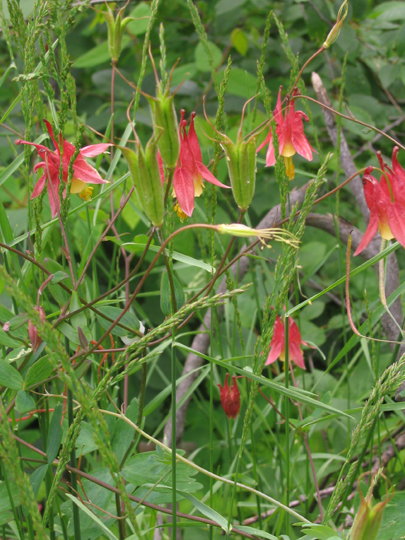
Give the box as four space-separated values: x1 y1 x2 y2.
1 1 405 539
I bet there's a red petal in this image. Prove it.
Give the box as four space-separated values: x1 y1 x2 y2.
273 87 284 128
353 211 379 256
196 162 230 188
73 158 108 184
43 119 59 152
387 203 405 248
180 127 199 178
31 174 46 198
173 167 195 217
15 139 51 156
266 316 284 365
392 147 405 185
80 143 112 157
256 129 272 154
289 318 306 369
47 178 61 218
188 113 203 163
292 112 312 161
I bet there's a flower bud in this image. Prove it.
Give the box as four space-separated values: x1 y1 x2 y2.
28 307 46 352
351 487 389 540
206 99 257 212
217 224 299 248
323 0 348 49
102 4 133 63
149 88 180 169
221 133 257 212
218 374 240 420
121 136 165 228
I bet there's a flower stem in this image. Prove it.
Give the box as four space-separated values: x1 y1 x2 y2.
379 238 404 337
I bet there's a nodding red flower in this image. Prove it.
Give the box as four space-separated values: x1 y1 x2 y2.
354 147 405 256
28 306 46 352
16 120 111 218
172 110 230 219
217 374 240 420
257 87 313 180
266 315 306 369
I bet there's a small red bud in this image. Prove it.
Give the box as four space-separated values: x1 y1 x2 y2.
217 374 240 420
28 307 46 352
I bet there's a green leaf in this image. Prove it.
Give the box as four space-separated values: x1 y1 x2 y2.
160 270 185 317
300 524 340 540
236 527 278 540
178 491 230 533
30 465 48 499
0 481 20 513
24 356 54 389
15 390 36 414
397 23 405 56
371 2 405 21
0 361 23 390
377 492 405 540
51 271 69 284
127 2 152 35
121 242 215 273
231 28 249 56
216 0 246 15
0 329 21 348
6 313 29 331
65 493 119 540
69 291 87 331
47 404 63 464
74 36 131 68
96 305 139 337
217 67 257 98
194 41 222 72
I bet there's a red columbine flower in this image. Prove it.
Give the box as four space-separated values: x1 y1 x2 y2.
217 374 240 420
354 147 405 256
266 315 306 369
28 306 46 352
172 110 230 219
16 120 111 218
257 87 313 180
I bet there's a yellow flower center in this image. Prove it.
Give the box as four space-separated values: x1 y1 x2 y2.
70 177 86 194
283 156 295 181
194 173 204 198
174 203 188 222
380 221 394 241
78 186 93 202
281 142 296 158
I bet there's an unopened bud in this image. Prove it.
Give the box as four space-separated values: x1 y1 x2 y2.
217 374 240 420
28 307 46 352
206 99 257 212
217 224 299 248
121 137 165 228
323 0 349 48
103 4 133 63
351 486 390 540
149 88 180 169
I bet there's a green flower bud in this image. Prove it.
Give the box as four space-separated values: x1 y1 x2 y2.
121 137 164 228
148 87 180 169
205 97 260 212
351 487 389 540
220 131 257 212
102 4 132 63
323 0 348 49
